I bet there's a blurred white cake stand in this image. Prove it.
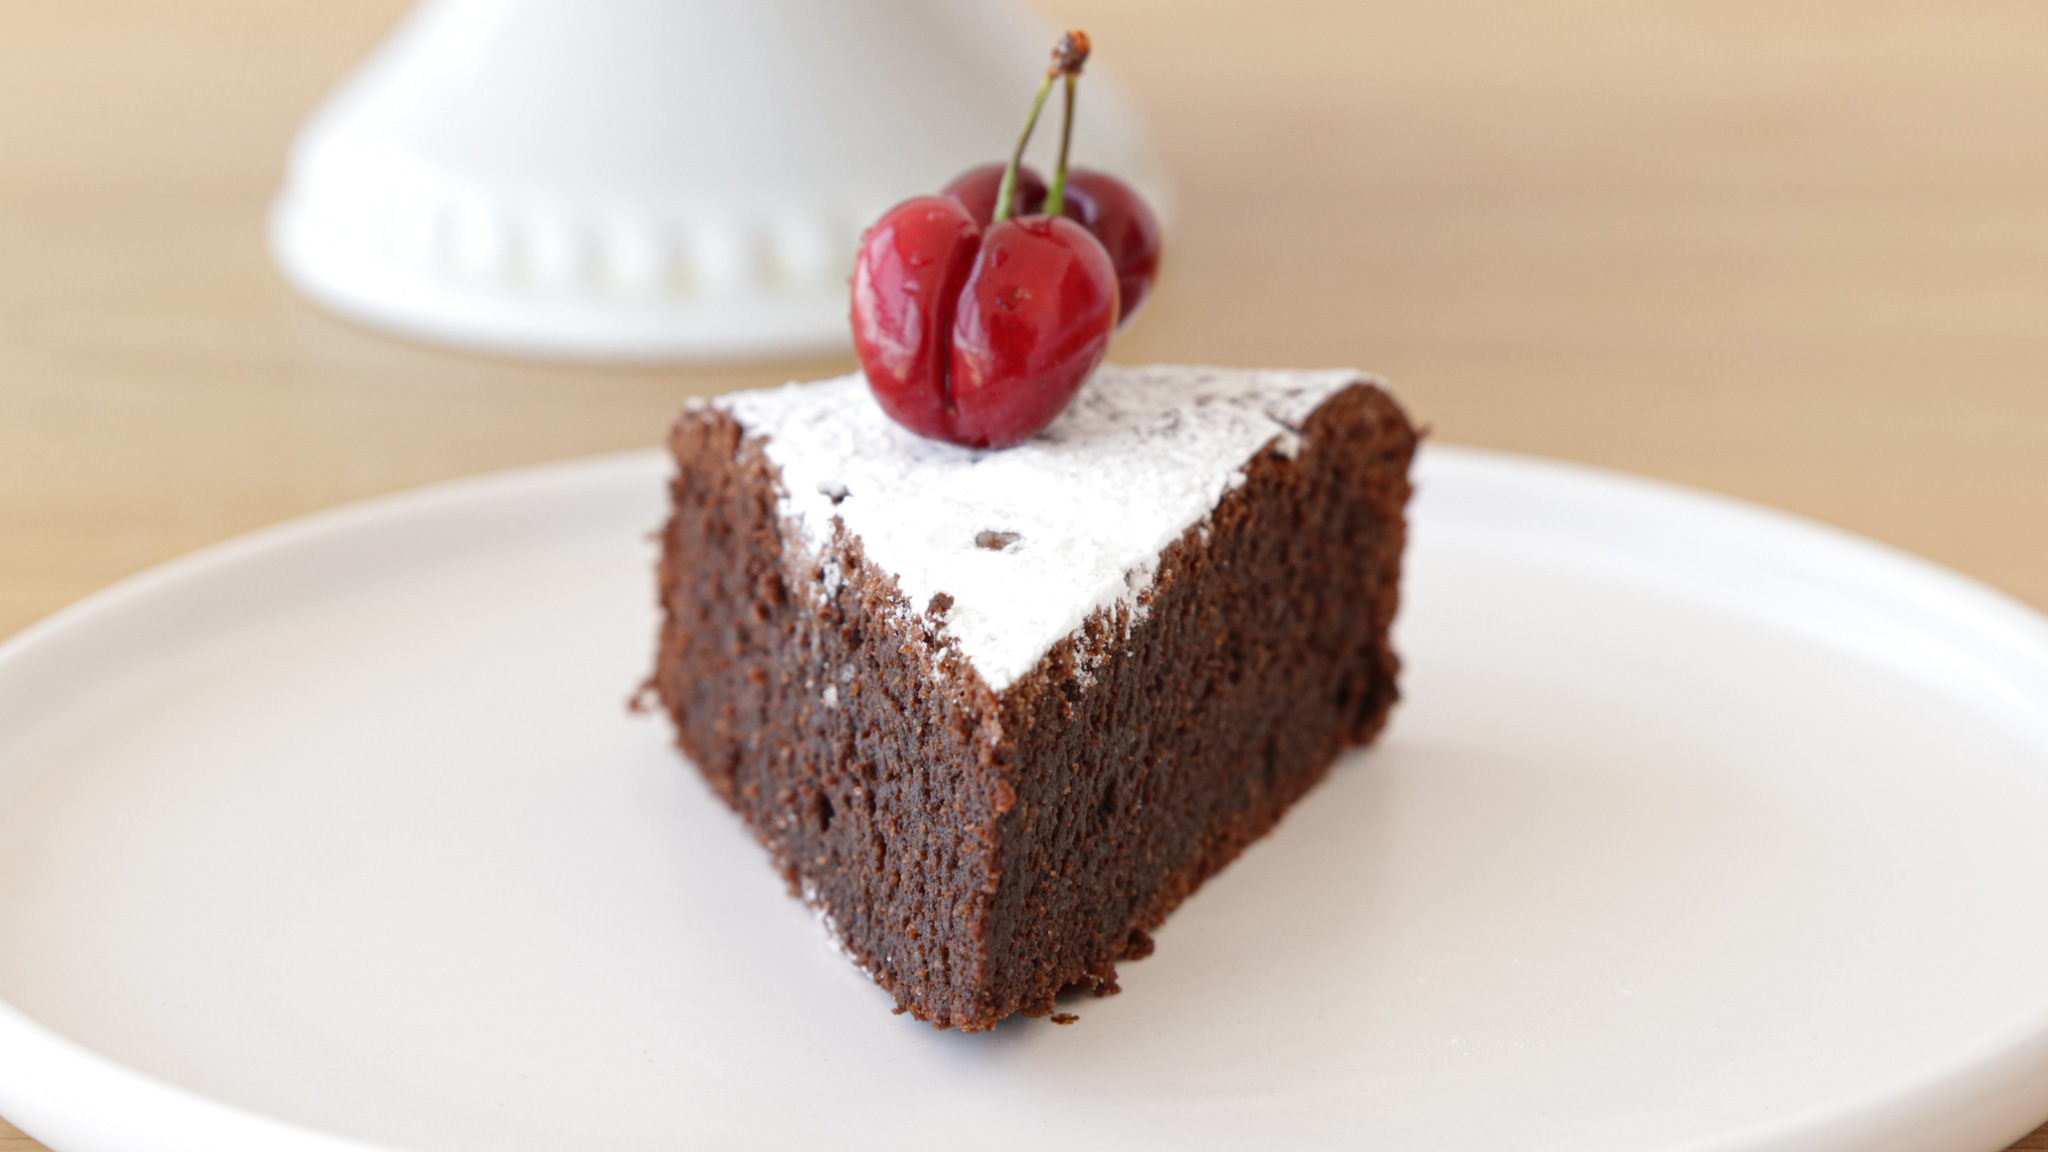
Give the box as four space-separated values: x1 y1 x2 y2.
268 0 1171 363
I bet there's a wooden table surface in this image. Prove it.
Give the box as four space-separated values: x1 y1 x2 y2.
2 1 2045 1148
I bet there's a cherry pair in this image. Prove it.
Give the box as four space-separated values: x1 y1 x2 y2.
850 31 1161 449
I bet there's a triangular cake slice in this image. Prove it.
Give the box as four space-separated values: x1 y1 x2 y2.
653 364 1417 1030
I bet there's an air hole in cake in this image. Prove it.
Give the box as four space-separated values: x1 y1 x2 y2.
818 481 850 505
814 791 835 834
1259 733 1282 799
974 529 1022 551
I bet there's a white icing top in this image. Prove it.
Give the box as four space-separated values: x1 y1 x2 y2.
718 364 1373 692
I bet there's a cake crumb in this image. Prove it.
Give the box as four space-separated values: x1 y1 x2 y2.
626 678 659 715
1050 1013 1079 1025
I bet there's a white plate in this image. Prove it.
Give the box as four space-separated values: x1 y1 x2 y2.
3 447 2048 1152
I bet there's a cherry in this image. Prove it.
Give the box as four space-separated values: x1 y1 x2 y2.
851 196 1116 449
848 197 981 440
851 30 1121 449
942 163 1160 325
1057 170 1161 324
948 215 1118 446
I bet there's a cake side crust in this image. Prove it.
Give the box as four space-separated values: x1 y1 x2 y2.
980 380 1416 1021
655 408 1016 1029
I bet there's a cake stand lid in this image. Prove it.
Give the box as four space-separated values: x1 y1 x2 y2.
268 0 1173 362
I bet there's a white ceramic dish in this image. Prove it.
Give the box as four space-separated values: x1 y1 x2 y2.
2 446 2048 1152
270 0 1170 362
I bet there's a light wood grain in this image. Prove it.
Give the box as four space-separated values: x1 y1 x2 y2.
0 1117 37 1152
1 1 2046 1148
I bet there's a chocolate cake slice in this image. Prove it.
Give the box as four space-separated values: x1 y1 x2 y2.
652 364 1416 1031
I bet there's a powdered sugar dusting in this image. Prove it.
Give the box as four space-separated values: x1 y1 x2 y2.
720 364 1374 692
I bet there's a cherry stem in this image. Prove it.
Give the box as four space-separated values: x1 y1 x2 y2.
1045 71 1078 217
994 30 1091 224
993 74 1054 224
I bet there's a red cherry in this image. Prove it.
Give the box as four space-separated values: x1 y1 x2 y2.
942 163 1047 228
848 196 980 442
1060 169 1161 324
851 202 1118 449
855 28 1127 448
948 215 1119 448
942 163 1159 327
